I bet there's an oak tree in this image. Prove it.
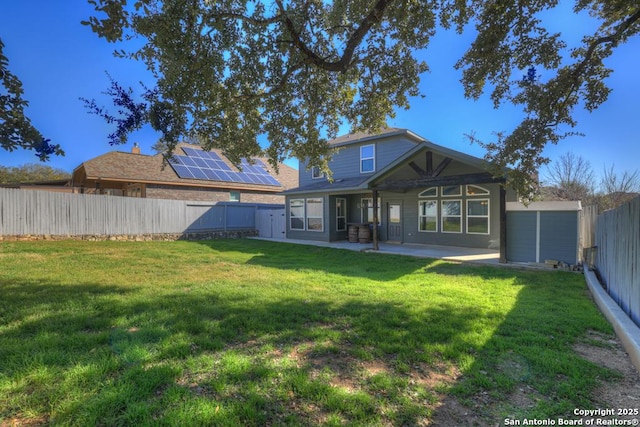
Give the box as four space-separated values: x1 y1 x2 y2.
0 39 63 161
83 0 640 198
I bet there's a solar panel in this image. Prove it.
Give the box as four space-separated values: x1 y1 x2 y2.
167 148 281 186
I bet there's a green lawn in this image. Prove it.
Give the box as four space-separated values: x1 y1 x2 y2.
0 239 617 426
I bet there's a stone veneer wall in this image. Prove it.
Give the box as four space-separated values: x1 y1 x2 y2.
0 229 258 242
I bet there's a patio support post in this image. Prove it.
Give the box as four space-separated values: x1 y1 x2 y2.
499 185 507 263
372 190 379 251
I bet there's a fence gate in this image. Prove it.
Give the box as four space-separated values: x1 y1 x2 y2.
255 208 285 238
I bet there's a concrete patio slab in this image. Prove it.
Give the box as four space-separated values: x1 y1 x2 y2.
250 237 500 265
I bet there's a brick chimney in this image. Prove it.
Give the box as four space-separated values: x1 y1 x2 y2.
132 142 141 154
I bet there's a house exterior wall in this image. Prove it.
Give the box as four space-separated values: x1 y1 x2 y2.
298 135 416 187
285 185 510 249
146 185 230 201
286 193 331 242
376 183 504 249
285 131 520 250
145 185 284 204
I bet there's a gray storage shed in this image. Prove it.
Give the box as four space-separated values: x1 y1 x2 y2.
506 201 582 266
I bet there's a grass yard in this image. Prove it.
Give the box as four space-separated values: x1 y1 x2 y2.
0 239 619 426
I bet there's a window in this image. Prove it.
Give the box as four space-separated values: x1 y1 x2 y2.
418 187 437 198
467 199 490 234
418 200 437 232
290 199 305 230
361 198 381 224
306 198 324 231
126 184 143 198
336 198 347 231
229 191 240 202
360 144 375 173
311 166 324 179
466 185 489 196
442 185 461 196
441 200 462 233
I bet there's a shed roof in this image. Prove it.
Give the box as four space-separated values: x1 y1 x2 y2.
506 201 582 211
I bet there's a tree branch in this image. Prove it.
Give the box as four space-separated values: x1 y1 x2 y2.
573 8 640 80
274 0 395 72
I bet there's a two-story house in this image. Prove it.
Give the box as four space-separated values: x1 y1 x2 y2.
283 128 519 261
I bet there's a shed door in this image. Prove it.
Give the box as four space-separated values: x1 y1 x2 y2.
539 212 578 265
387 202 402 242
506 211 537 262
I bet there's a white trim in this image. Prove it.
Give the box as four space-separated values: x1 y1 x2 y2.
466 184 490 196
289 198 305 230
418 200 438 233
360 144 376 174
418 187 438 198
306 198 324 232
311 166 324 180
441 199 462 233
466 199 490 235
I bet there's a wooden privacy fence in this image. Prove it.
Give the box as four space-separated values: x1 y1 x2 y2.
595 195 640 326
0 188 282 237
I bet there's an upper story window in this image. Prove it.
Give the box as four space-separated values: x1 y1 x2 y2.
229 191 240 202
311 166 324 179
360 144 375 173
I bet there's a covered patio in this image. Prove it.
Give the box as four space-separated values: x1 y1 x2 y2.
251 236 500 265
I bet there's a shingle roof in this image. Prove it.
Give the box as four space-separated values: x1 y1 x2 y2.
75 144 298 192
281 176 370 195
328 128 409 146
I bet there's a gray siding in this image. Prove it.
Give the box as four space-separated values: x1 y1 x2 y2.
377 183 503 249
506 210 579 265
285 193 331 242
506 212 537 262
539 212 579 264
298 135 416 186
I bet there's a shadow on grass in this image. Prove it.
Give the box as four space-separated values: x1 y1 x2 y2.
197 238 440 281
0 239 617 426
1 272 489 426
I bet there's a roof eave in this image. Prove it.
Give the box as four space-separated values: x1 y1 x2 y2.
330 128 420 148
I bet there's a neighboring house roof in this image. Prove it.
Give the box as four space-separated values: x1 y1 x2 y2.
284 130 502 195
72 144 298 192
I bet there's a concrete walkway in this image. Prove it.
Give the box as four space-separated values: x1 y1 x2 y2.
250 237 500 265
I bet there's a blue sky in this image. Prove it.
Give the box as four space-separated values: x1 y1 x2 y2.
1 1 638 184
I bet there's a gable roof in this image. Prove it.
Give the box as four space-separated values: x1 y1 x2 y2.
328 127 419 147
284 130 503 195
73 144 298 192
